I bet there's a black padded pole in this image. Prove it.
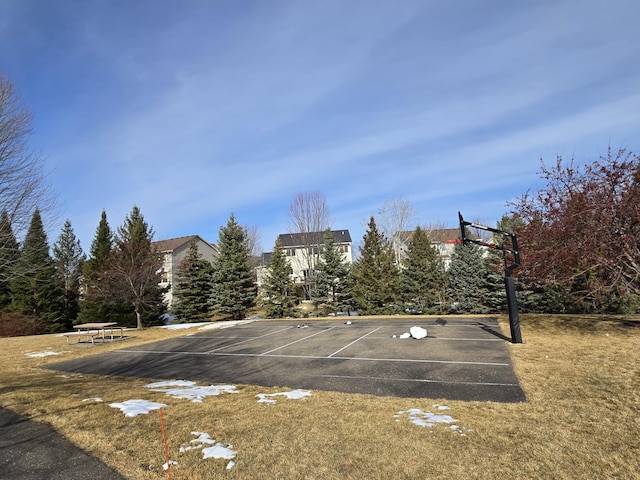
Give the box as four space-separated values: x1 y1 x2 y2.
505 273 523 343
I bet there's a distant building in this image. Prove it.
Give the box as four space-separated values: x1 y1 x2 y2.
394 228 466 270
152 235 218 306
256 230 353 298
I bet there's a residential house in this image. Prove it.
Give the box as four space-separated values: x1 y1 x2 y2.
256 230 353 299
394 228 466 270
153 235 218 306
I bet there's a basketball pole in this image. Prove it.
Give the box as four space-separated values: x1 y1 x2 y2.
458 212 523 344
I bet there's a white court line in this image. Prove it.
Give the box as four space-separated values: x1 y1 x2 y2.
328 326 383 357
118 349 210 355
206 325 296 353
260 326 336 355
115 349 511 367
425 337 503 342
211 351 510 367
320 374 519 387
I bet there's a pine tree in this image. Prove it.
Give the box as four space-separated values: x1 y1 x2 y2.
212 214 257 320
171 241 214 322
52 220 85 330
448 242 501 314
79 210 117 324
350 217 400 315
311 228 352 315
112 206 166 328
262 237 297 319
0 209 19 309
10 209 64 331
399 226 447 314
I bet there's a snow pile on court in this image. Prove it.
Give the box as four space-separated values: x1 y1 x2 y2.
256 389 312 404
144 380 238 402
393 326 427 339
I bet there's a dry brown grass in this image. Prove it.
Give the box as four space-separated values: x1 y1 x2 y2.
1 315 639 479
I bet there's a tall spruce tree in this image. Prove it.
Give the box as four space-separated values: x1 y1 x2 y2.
79 210 116 323
262 237 297 319
311 228 351 314
350 216 400 315
10 209 64 331
448 242 500 314
52 220 85 329
0 209 19 309
212 214 257 320
171 241 214 322
112 206 166 329
399 226 447 314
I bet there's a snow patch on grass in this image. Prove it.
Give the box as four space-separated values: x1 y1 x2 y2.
256 389 312 404
109 399 167 417
395 404 472 434
144 380 238 402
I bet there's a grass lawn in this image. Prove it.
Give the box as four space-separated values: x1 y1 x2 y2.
1 314 639 479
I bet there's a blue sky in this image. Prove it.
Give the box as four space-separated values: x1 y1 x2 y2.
1 0 639 253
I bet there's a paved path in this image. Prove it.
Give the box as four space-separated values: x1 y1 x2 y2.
0 407 126 480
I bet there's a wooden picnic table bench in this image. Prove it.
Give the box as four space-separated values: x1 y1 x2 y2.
62 330 101 344
63 322 124 344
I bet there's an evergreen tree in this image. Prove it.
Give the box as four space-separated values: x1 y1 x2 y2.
79 210 117 324
311 228 352 315
112 206 166 329
212 214 257 320
350 216 400 315
52 220 85 330
448 242 502 314
10 209 64 331
171 241 214 322
399 226 447 314
262 237 297 319
0 209 19 309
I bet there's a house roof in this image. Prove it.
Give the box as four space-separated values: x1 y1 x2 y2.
398 228 468 244
152 235 218 253
278 229 352 247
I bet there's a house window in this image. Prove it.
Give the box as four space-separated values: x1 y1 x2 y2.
303 269 313 279
286 249 296 256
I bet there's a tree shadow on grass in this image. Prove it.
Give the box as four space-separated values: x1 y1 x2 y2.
521 314 640 334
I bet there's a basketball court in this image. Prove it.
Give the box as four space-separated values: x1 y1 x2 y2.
48 317 526 402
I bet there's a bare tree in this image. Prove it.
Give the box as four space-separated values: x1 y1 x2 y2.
243 224 262 258
0 74 56 281
468 217 495 243
288 191 332 236
287 191 332 298
376 198 417 265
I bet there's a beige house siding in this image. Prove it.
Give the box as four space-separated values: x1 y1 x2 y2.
153 235 218 306
395 228 464 270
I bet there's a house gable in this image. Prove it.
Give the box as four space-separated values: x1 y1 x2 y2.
152 235 218 307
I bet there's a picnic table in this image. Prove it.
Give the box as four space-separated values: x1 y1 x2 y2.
62 322 124 344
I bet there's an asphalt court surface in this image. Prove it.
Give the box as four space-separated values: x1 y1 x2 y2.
48 317 526 402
